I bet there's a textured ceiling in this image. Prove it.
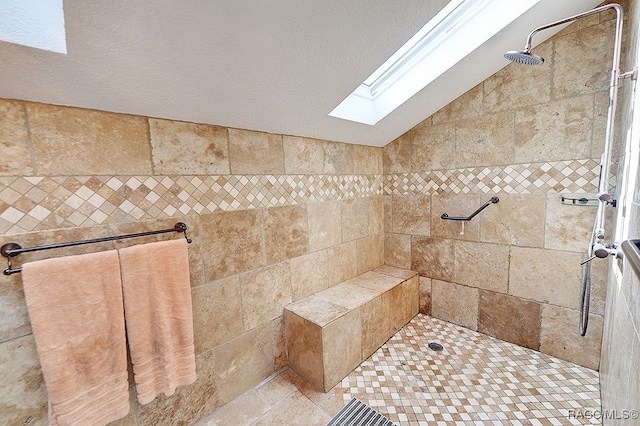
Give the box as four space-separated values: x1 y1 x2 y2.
0 0 602 147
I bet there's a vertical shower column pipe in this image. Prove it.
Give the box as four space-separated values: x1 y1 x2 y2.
514 3 626 258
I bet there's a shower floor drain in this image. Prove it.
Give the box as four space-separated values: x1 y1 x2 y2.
428 342 443 351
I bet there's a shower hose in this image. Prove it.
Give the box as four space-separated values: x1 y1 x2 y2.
579 219 598 336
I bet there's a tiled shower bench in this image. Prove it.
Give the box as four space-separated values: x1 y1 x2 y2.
284 266 419 391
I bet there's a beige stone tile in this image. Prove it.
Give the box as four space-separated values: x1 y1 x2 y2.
509 247 583 309
454 240 509 293
431 280 479 330
419 277 432 315
544 193 597 252
360 294 388 360
0 335 47 425
290 251 328 301
213 323 275 405
26 103 151 175
411 122 456 172
253 391 331 426
199 390 268 426
480 194 545 247
0 274 31 343
138 349 218 425
515 96 593 163
263 205 308 263
192 276 244 354
318 282 379 310
342 198 369 241
256 370 297 406
228 129 284 174
284 311 323 390
322 308 361 390
392 195 430 236
283 136 324 175
383 132 411 174
349 271 402 293
553 19 616 99
432 84 484 125
200 210 265 281
589 257 608 316
384 195 393 232
540 305 603 369
285 296 351 328
484 43 552 114
323 141 354 174
455 111 513 168
479 290 541 350
411 237 454 282
149 118 229 175
327 241 357 286
0 99 32 175
387 282 405 337
431 194 480 240
239 262 292 331
353 145 383 174
356 234 384 274
368 195 384 235
319 393 348 418
271 316 287 372
592 91 610 158
384 232 412 269
402 275 420 322
372 265 417 280
307 201 342 252
274 368 332 405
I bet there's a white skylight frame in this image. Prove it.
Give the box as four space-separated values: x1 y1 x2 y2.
0 0 67 54
329 0 541 125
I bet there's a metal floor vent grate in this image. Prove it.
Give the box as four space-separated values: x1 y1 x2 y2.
327 398 397 426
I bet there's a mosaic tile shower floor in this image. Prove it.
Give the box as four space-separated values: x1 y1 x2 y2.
200 314 601 426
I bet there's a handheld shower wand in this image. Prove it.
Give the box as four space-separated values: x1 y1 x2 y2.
504 3 636 335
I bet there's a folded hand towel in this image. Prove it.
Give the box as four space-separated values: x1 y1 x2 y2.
119 238 196 405
21 250 130 426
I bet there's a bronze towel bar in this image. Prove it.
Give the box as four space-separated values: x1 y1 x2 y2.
1 222 191 275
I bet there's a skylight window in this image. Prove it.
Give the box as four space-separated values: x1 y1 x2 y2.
0 0 67 54
329 0 540 125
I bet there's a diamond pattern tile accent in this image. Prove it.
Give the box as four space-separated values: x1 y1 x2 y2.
0 174 383 234
384 159 607 196
0 158 608 234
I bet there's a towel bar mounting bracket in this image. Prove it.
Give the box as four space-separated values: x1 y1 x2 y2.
1 243 21 258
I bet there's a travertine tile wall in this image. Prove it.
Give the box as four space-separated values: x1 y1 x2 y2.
0 101 384 425
600 0 640 416
383 3 629 370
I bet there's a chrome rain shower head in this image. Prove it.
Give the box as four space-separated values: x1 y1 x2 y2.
503 50 545 65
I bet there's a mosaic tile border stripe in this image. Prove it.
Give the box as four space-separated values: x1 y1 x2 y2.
0 175 383 235
384 159 610 196
0 159 611 235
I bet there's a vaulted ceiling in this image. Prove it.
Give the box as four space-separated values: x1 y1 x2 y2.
0 0 602 146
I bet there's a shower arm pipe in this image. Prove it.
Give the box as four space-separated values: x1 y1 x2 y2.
524 3 625 252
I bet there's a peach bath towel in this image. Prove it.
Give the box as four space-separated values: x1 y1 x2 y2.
119 238 196 405
21 250 130 426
